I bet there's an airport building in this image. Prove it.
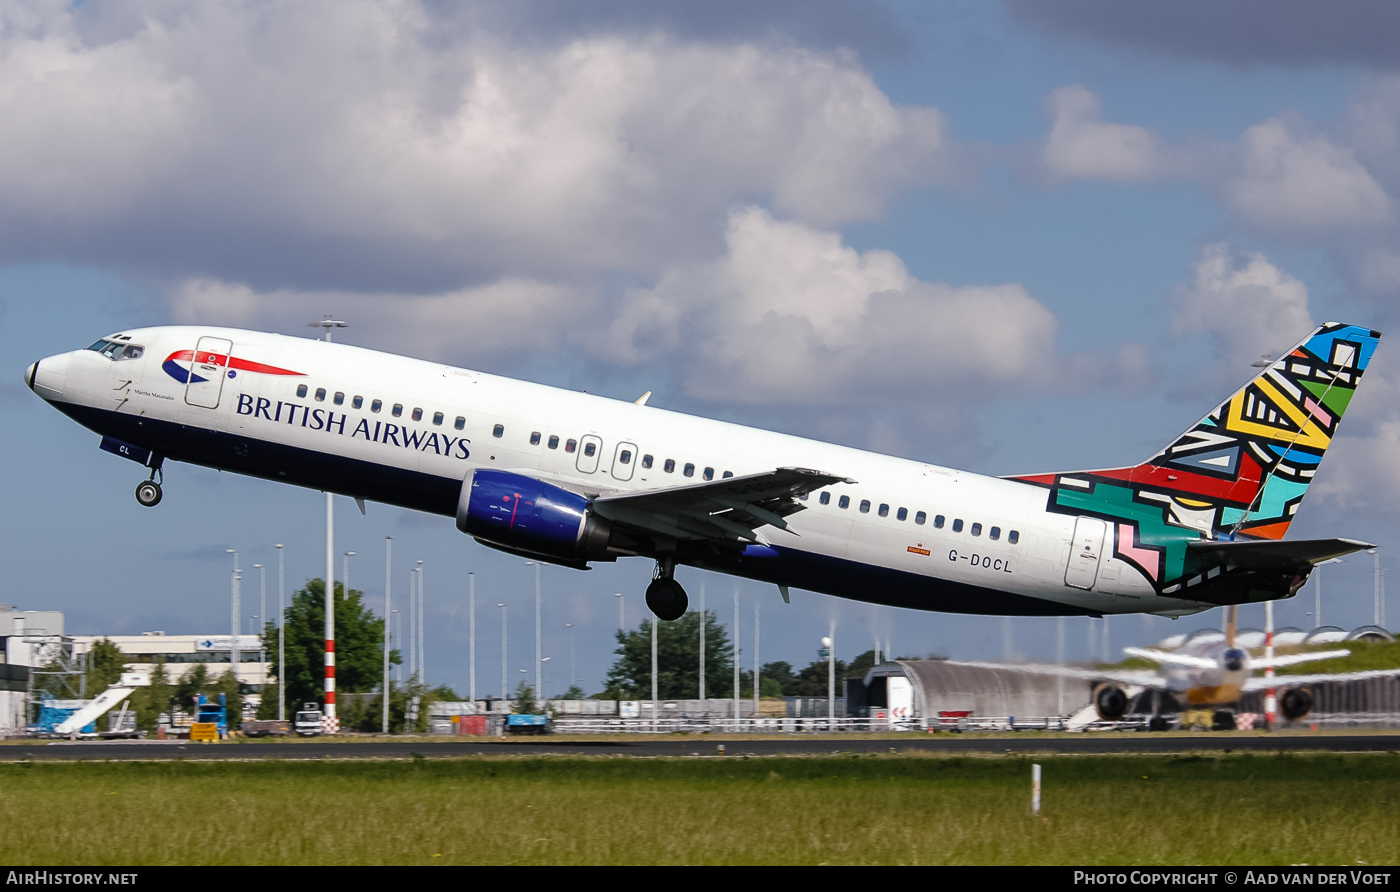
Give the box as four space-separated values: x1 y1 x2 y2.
70 632 269 687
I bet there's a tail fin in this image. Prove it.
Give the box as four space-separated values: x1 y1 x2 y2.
1012 323 1380 593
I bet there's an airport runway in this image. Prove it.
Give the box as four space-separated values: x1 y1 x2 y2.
5 732 1400 761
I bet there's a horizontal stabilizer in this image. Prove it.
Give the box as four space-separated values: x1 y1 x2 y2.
1188 537 1374 571
1122 647 1217 669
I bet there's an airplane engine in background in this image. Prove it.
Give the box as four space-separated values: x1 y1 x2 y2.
457 469 618 567
1280 687 1314 722
1093 683 1129 721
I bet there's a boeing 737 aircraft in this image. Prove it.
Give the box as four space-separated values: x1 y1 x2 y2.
25 321 1380 622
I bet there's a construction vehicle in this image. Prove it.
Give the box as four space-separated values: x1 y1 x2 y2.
294 702 324 736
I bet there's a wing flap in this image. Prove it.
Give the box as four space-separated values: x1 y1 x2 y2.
592 467 854 542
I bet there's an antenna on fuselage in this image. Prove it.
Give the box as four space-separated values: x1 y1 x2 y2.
309 316 348 343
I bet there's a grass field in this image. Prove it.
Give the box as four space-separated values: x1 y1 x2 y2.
1 752 1396 865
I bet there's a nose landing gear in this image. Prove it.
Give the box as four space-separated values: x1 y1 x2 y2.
135 467 164 507
645 556 688 621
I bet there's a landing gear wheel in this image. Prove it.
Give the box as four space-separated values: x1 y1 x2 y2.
135 480 163 507
645 578 688 621
1148 716 1170 733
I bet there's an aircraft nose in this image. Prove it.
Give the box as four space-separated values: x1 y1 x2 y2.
28 351 71 400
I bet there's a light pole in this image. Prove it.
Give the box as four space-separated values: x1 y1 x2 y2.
650 609 658 727
753 601 760 720
823 630 834 731
541 656 551 702
564 623 574 691
1264 597 1277 729
1315 558 1344 628
276 544 284 722
409 566 419 681
254 563 265 673
1371 549 1382 627
733 588 741 731
227 549 240 678
698 584 705 704
382 537 391 734
309 317 346 734
469 573 476 706
411 560 422 677
498 603 508 698
526 562 542 701
615 592 624 630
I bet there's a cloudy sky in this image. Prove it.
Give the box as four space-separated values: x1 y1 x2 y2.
5 1 1400 696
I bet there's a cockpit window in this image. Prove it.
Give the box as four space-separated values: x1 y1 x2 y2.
88 340 112 353
90 340 136 360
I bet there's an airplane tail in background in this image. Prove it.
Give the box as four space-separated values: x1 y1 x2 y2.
1012 322 1381 599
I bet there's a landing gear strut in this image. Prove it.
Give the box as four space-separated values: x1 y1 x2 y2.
135 466 163 508
645 556 688 621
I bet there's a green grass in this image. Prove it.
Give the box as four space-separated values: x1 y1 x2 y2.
1 753 1396 865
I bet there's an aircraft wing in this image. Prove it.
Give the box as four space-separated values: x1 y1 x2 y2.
1243 667 1400 691
1256 649 1351 669
589 467 855 543
1123 647 1218 669
1187 537 1374 571
954 661 1167 688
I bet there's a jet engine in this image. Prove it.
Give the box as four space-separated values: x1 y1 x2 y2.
456 469 616 565
1279 686 1314 722
1093 683 1129 721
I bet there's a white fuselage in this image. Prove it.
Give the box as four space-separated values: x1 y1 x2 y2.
29 326 1216 618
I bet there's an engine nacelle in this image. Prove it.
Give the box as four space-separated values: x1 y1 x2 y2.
456 469 613 564
1093 683 1129 721
1280 686 1313 722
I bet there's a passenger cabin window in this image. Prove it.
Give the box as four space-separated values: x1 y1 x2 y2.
915 511 926 525
703 467 714 481
934 515 945 529
584 442 596 457
1009 530 1020 545
989 526 1001 541
722 471 733 478
433 412 444 426
897 507 907 521
619 450 632 464
641 455 653 469
664 459 675 473
493 424 505 438
952 519 964 533
454 416 465 430
683 463 695 477
565 439 577 453
838 495 850 509
530 432 541 446
859 500 871 513
548 435 560 449
820 492 831 505
392 404 403 417
371 399 382 413
314 388 326 402
297 384 308 398
971 523 982 537
333 392 344 405
878 504 889 517
411 408 423 422
352 396 363 409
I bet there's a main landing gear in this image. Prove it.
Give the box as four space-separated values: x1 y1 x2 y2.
646 556 688 621
135 467 163 507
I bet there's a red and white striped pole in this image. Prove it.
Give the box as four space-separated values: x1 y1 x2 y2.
324 489 338 733
1264 599 1276 730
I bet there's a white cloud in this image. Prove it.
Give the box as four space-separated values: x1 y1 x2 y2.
170 208 1070 413
0 1 951 282
1042 86 1164 181
605 207 1060 406
1172 243 1314 367
1228 117 1391 229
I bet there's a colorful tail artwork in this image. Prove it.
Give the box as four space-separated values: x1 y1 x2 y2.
1012 322 1382 604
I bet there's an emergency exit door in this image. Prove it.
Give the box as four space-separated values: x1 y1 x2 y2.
1065 516 1106 590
